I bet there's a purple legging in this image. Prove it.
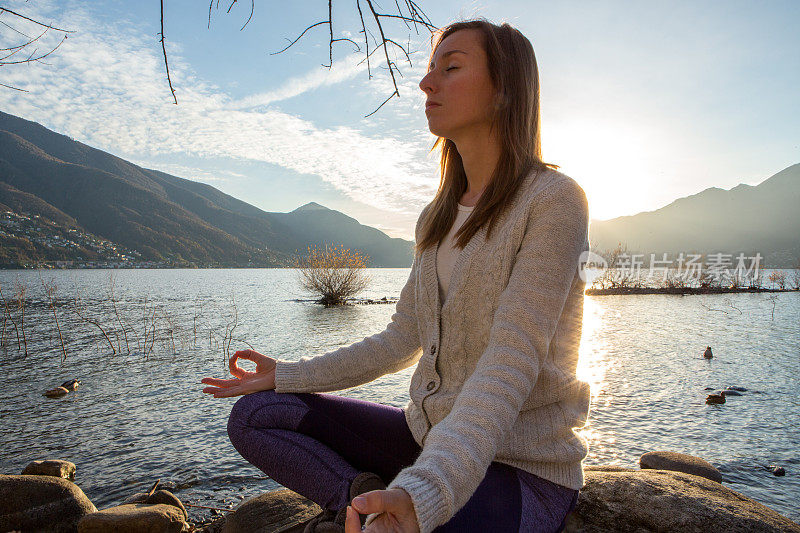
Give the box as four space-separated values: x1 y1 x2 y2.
227 390 579 532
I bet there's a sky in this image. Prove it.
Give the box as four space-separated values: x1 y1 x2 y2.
1 0 798 240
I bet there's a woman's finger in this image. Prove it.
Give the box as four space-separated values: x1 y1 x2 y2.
201 377 239 387
236 349 274 367
344 506 360 533
211 385 246 398
229 353 247 378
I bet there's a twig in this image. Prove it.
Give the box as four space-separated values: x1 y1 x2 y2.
159 0 177 104
184 503 233 512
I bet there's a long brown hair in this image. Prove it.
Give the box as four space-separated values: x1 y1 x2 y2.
415 19 559 255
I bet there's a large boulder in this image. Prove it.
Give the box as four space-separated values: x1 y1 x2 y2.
0 474 97 533
565 469 800 532
22 460 77 482
77 503 187 533
639 451 723 482
123 489 188 520
222 488 322 533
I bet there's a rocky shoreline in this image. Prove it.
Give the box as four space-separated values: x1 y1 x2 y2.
2 451 797 532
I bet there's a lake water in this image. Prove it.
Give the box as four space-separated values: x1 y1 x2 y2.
0 268 798 524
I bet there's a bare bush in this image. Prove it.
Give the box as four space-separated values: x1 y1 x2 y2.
39 274 67 362
591 242 638 290
70 286 116 355
767 270 788 290
294 243 372 305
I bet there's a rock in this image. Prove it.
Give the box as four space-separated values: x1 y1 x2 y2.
584 465 636 473
703 346 713 359
222 488 322 533
77 503 187 532
45 386 70 398
564 469 800 532
770 465 786 476
721 389 743 396
193 515 226 533
60 379 81 391
22 459 77 481
727 386 748 392
123 489 187 520
640 451 723 483
0 474 97 533
704 386 716 390
706 393 725 404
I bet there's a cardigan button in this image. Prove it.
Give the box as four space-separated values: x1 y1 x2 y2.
431 345 436 355
426 381 436 391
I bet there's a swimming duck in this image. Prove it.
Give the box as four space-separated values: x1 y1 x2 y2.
60 379 81 391
705 393 725 404
44 386 70 398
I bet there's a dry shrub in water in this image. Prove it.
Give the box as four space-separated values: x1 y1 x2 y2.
294 244 371 306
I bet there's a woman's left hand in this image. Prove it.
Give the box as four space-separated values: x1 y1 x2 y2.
345 488 420 533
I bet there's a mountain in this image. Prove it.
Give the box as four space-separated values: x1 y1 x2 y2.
0 110 415 268
588 164 800 267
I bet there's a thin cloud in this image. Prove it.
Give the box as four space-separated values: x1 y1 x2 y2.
229 52 368 110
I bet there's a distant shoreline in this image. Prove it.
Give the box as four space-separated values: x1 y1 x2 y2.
585 286 798 296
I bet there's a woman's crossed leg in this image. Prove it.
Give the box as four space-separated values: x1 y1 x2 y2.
226 389 576 532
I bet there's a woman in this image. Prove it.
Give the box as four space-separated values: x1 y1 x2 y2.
201 19 591 533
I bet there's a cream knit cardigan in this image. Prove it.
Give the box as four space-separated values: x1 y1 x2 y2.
274 166 592 533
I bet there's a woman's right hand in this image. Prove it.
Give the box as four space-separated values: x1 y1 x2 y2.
200 349 277 398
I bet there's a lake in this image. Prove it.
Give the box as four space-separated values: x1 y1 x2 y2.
0 268 798 524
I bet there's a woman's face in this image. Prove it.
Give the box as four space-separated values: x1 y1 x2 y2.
419 29 497 141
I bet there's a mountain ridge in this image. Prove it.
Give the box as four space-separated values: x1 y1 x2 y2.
589 163 800 267
0 110 415 268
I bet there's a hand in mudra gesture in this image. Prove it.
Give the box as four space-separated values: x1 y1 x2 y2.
345 488 421 533
201 349 276 398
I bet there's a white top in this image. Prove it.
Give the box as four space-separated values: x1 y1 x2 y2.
436 202 475 304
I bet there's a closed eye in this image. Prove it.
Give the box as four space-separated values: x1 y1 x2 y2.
445 66 458 71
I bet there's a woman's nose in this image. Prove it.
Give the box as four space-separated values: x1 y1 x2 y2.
419 72 435 94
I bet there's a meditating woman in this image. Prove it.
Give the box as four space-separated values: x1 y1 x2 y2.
201 18 592 533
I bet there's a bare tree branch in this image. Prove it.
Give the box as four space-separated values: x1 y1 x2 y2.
270 20 328 56
0 6 73 85
159 0 177 104
240 0 254 31
159 1 436 116
0 7 72 32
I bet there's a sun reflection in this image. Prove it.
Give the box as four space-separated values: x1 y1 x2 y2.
574 295 621 462
577 296 609 403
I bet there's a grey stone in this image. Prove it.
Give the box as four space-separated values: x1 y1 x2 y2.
123 489 187 520
721 389 743 396
584 465 636 473
222 488 322 533
22 459 77 481
640 451 723 482
0 474 97 533
564 469 800 532
77 503 187 533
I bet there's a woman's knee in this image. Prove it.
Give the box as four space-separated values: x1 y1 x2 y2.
226 390 308 445
227 390 279 443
